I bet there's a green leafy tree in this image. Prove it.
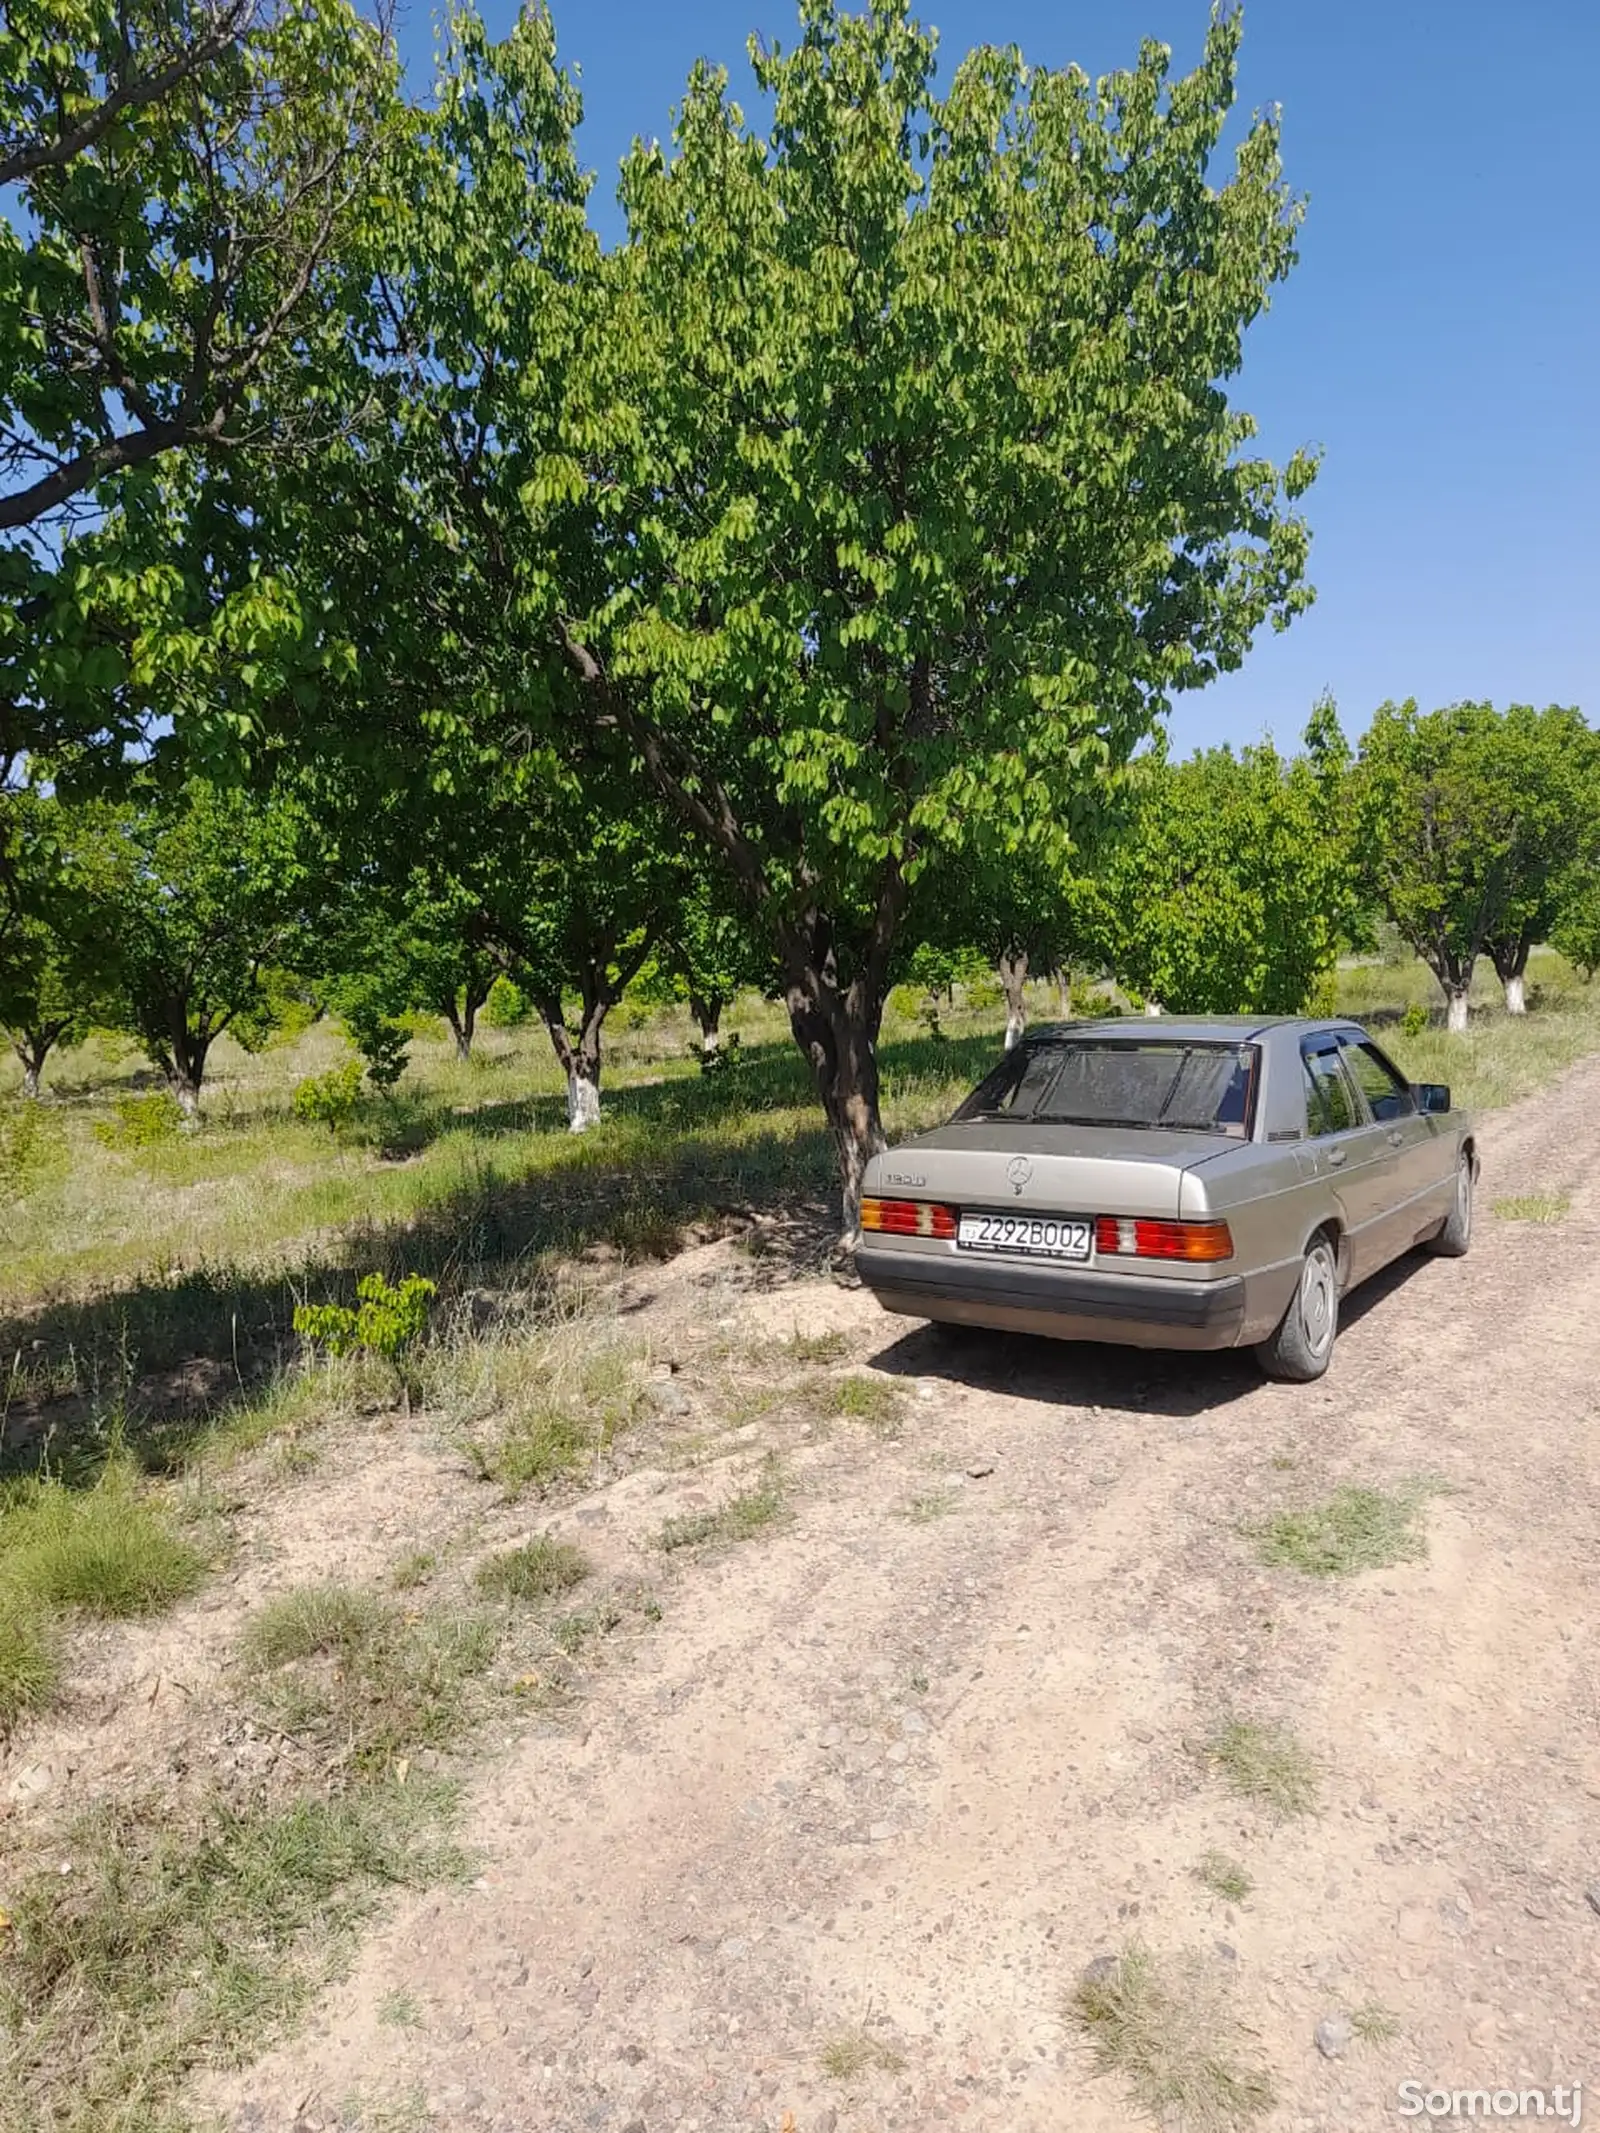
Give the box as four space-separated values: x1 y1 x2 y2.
1479 705 1599 1012
585 1 1316 1228
1105 706 1355 1016
1355 700 1594 1030
81 778 316 1115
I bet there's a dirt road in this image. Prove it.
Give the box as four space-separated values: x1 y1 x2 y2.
217 1059 1600 2132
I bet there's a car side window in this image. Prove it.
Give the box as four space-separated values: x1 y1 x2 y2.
1340 1040 1416 1123
1303 1047 1358 1136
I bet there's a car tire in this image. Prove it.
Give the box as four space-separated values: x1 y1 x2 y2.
1426 1151 1474 1258
1255 1234 1339 1382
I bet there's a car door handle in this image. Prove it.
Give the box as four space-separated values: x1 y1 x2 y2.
1325 1146 1346 1167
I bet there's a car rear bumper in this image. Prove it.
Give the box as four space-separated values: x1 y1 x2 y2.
855 1241 1248 1351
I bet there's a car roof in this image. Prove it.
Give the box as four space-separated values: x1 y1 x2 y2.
1025 1016 1364 1046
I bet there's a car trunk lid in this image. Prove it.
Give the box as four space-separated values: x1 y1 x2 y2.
874 1122 1237 1221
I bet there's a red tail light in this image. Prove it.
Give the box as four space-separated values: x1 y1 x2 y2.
861 1197 957 1239
1094 1216 1234 1262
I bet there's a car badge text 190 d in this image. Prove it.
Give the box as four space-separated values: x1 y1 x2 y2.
883 1171 925 1188
1006 1156 1033 1195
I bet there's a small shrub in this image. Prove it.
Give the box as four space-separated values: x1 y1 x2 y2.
474 1536 591 1602
1351 2001 1402 2044
241 1584 391 1668
294 1272 437 1403
91 1090 185 1150
1303 968 1340 1018
0 1588 60 1732
1400 1001 1429 1039
292 1058 364 1133
0 1100 66 1202
483 975 533 1027
1196 1718 1321 1819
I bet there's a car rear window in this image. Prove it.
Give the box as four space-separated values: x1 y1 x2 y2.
955 1041 1257 1137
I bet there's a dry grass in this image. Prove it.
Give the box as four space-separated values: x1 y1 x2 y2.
818 2027 907 2081
1196 1719 1322 1820
1068 1943 1275 2130
0 1586 59 1734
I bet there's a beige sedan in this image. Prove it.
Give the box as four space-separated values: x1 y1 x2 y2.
856 1016 1477 1380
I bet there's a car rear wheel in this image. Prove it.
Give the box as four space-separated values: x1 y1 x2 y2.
1255 1234 1339 1382
1425 1151 1474 1257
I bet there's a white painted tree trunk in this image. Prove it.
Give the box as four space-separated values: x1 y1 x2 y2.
1145 998 1163 1018
1003 1006 1026 1051
20 1061 40 1100
1503 972 1527 1015
171 1074 202 1122
1446 988 1470 1034
566 1069 601 1132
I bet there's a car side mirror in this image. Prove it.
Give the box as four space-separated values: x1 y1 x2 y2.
1413 1082 1451 1115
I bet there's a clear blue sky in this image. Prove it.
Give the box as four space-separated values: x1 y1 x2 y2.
401 0 1599 757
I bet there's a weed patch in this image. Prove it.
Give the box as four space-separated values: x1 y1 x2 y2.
475 1536 591 1602
1491 1192 1570 1223
1068 1943 1275 2131
0 1463 206 1622
819 2028 907 2080
658 1456 786 1552
1193 1851 1253 1904
1252 1483 1435 1577
0 1778 465 2133
825 1373 903 1432
1196 1719 1321 1819
242 1584 497 1772
0 1586 59 1733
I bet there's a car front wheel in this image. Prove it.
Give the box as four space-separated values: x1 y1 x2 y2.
1255 1234 1339 1382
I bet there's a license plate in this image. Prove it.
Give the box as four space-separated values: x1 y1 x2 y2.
956 1211 1092 1260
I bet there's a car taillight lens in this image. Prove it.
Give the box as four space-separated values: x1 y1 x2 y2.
1093 1216 1234 1262
860 1197 957 1239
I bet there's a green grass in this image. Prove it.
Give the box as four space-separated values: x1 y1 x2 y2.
658 1455 787 1552
901 1487 958 1524
0 1777 466 2133
474 1535 591 1602
0 1461 207 1729
1252 1482 1435 1578
783 1328 850 1364
1068 1944 1275 2131
241 1584 498 1772
1193 1851 1253 1904
0 1586 60 1734
824 1373 903 1432
1196 1719 1321 1819
1491 1192 1571 1223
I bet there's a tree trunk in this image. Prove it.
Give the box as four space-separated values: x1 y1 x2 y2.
1052 965 1073 1020
20 1058 40 1100
12 1021 69 1099
168 1068 203 1120
998 947 1028 1051
785 979 888 1241
541 997 609 1133
1489 931 1532 1015
689 990 723 1059
1145 998 1163 1017
1445 985 1470 1034
443 998 474 1063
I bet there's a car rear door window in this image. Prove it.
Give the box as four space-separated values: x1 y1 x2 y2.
1303 1047 1358 1136
1340 1040 1416 1122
